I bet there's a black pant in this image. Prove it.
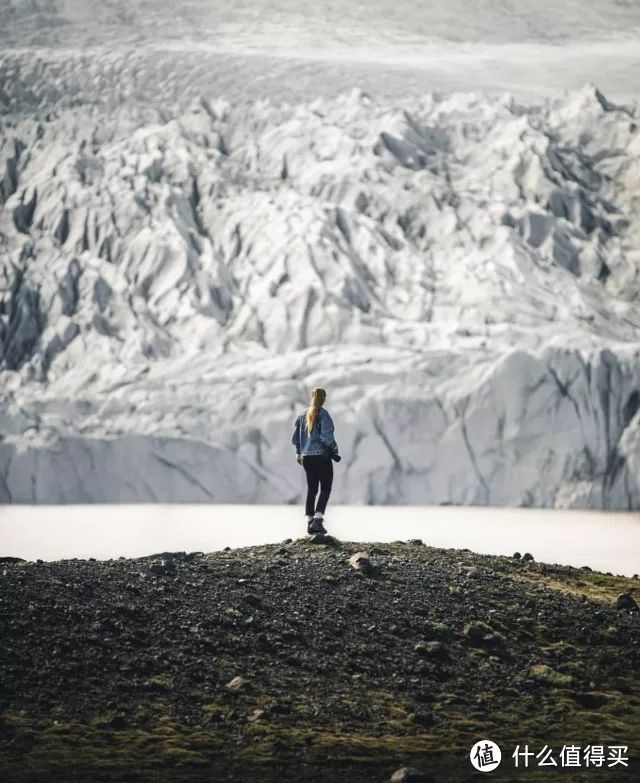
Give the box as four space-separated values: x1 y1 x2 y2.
302 455 333 517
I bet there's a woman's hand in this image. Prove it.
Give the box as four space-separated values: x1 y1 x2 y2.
296 453 303 465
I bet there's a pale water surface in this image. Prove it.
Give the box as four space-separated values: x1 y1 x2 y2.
0 505 638 577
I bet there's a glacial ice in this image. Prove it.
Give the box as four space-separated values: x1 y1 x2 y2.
1 48 640 506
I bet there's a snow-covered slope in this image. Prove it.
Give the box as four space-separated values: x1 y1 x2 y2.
3 0 640 47
2 61 640 507
3 0 640 102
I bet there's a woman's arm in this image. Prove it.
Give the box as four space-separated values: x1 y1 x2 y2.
292 415 301 451
319 409 337 449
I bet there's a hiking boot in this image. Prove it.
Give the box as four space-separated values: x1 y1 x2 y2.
310 515 327 534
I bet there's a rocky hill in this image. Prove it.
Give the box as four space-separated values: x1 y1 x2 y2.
1 537 638 781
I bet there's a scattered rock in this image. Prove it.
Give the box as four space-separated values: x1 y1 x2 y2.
349 551 373 574
247 708 265 722
408 711 435 726
463 621 490 643
421 621 448 640
269 703 292 715
573 691 609 709
512 552 521 560
616 593 639 611
321 575 338 584
414 641 447 659
390 766 433 783
106 714 127 730
407 539 424 546
149 559 176 576
463 621 504 649
226 676 248 691
522 552 535 562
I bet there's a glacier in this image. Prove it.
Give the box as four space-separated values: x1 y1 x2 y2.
1 19 640 507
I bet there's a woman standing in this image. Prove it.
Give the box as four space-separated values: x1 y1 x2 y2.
292 387 340 534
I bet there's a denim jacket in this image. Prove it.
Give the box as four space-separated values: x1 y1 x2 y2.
292 407 337 456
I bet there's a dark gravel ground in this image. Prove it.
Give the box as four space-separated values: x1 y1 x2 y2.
1 535 639 782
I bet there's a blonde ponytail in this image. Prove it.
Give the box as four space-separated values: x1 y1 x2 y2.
305 387 326 435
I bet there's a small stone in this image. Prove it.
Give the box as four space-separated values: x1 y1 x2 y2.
322 575 338 584
408 711 435 726
106 715 127 730
463 621 503 649
226 676 248 691
269 703 291 715
247 708 265 722
415 640 447 659
580 565 592 572
522 552 535 562
464 622 488 643
512 552 521 560
407 539 424 546
573 691 609 709
390 766 433 783
149 559 175 576
349 551 373 574
615 593 639 611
